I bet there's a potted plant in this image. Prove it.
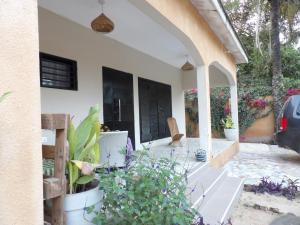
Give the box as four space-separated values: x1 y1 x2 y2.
221 115 236 141
195 148 206 162
64 105 103 225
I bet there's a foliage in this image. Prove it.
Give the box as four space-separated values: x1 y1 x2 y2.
184 1 300 136
221 0 300 133
187 84 275 135
246 177 300 200
67 105 101 194
210 88 230 134
91 150 198 225
211 82 273 134
222 0 300 46
221 115 234 129
185 107 199 125
281 47 300 79
284 77 300 90
280 0 300 44
0 92 11 103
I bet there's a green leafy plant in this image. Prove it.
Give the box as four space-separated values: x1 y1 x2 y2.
221 115 234 129
67 105 101 194
0 92 11 103
91 151 198 225
210 88 230 134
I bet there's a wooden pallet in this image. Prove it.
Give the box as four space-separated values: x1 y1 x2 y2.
42 114 69 225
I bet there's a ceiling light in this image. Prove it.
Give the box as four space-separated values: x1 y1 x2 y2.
91 0 114 33
181 55 194 71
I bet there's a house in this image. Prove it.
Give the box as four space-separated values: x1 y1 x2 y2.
0 0 247 224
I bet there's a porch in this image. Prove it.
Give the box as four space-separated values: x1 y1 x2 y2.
38 0 240 158
0 0 247 224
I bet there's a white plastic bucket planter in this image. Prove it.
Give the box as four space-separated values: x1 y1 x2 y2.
224 128 237 141
64 186 103 225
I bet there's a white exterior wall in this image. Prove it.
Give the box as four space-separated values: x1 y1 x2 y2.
39 8 185 148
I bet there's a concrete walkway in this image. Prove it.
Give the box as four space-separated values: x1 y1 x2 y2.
225 143 300 185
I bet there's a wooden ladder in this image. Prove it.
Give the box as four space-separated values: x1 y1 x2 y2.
42 114 69 225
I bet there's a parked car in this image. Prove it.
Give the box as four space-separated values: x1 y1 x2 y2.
276 95 300 153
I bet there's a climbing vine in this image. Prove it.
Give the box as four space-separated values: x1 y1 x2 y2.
185 76 298 137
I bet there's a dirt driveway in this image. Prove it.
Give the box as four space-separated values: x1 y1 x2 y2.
225 143 300 225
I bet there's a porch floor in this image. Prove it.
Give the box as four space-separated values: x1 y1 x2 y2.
149 138 235 172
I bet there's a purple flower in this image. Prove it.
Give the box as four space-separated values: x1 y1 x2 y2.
161 188 167 194
170 148 175 158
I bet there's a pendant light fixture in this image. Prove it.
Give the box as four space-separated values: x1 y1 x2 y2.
181 55 194 71
91 0 114 33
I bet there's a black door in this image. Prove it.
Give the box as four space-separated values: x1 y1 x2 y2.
103 67 135 148
138 78 172 143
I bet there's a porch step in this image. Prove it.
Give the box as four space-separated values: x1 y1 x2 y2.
199 176 244 224
187 165 227 208
187 164 244 225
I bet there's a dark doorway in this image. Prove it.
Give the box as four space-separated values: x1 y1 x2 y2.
102 67 135 148
138 78 172 143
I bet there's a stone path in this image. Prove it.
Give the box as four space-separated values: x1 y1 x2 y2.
225 143 300 185
270 214 300 225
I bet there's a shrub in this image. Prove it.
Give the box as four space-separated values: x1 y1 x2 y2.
91 151 198 225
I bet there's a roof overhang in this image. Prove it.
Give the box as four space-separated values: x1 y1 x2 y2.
190 0 248 64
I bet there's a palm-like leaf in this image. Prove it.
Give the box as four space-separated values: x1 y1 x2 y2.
67 105 101 194
0 92 11 103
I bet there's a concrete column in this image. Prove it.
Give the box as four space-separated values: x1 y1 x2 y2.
0 1 43 225
196 65 212 160
230 84 240 141
133 75 141 149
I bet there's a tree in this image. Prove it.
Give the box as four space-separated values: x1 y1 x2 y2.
223 0 300 46
281 0 300 44
269 0 284 126
223 0 300 128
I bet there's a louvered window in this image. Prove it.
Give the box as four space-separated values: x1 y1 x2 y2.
40 53 78 90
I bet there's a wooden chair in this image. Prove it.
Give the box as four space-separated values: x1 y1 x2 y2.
42 114 69 225
167 117 184 146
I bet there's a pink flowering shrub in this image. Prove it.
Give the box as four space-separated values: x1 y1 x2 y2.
287 88 300 96
248 98 270 109
224 102 231 115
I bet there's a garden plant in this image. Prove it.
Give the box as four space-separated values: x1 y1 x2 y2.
91 150 198 225
67 105 101 194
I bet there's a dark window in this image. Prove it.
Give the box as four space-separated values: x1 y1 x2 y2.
40 53 78 90
138 78 172 143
